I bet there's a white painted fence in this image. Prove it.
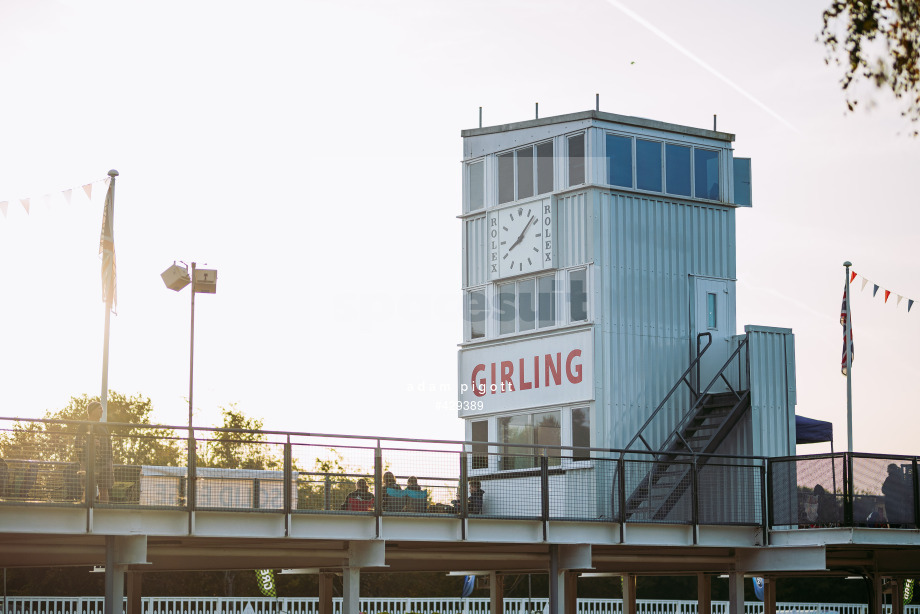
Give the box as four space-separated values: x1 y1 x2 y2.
0 597 910 614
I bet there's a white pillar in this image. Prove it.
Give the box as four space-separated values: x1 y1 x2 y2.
489 572 504 614
342 567 360 614
727 572 745 614
622 574 637 614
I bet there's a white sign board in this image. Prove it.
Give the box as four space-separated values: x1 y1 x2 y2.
458 329 593 417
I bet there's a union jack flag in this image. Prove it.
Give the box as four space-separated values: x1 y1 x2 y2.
841 285 853 376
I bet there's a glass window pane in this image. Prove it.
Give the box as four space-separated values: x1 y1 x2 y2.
468 161 484 210
636 140 662 192
666 144 691 196
707 292 717 329
535 411 561 466
517 146 534 200
696 149 721 200
498 283 515 335
519 279 535 332
606 134 632 187
537 141 554 194
498 152 514 204
569 269 587 322
567 133 585 186
499 415 533 470
470 289 485 339
572 407 590 461
472 420 488 470
538 274 555 328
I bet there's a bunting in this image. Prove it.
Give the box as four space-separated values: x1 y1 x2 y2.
850 269 918 314
0 177 106 219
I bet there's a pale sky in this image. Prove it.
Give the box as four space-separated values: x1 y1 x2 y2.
0 0 917 455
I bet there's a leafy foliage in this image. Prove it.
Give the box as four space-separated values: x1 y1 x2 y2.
0 392 182 467
200 405 282 470
819 0 920 131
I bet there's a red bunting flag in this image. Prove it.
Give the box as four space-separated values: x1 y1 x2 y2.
850 271 857 283
885 290 891 303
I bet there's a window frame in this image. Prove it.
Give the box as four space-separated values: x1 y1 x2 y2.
467 159 485 212
566 132 586 187
604 131 723 202
567 267 589 324
492 273 559 337
496 140 555 206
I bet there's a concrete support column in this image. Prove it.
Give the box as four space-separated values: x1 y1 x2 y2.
871 574 884 614
104 536 146 614
697 573 711 614
622 574 637 614
126 572 143 614
764 578 776 614
892 579 904 614
318 573 334 614
727 572 745 614
342 567 360 614
489 572 504 614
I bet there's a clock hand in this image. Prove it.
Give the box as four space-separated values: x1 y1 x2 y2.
508 217 536 251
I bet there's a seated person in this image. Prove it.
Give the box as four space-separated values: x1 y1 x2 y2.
468 480 484 514
340 478 374 511
867 502 889 528
403 476 427 512
453 480 485 514
382 471 404 512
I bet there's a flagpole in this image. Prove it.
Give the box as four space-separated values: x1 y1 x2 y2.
844 260 853 452
100 169 118 421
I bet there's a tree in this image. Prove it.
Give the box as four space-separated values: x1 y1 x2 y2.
819 0 920 131
200 405 282 470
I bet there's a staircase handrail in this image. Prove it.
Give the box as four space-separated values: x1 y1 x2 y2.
660 334 750 460
620 332 713 460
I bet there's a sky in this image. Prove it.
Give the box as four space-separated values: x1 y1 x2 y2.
0 0 917 455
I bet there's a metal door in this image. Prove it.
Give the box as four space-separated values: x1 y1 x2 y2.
692 277 735 394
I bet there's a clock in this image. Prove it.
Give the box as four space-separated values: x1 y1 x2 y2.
487 199 553 279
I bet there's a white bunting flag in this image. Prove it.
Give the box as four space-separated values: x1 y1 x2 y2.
82 183 93 201
897 295 904 307
63 189 73 205
860 278 869 292
20 198 30 214
0 201 7 218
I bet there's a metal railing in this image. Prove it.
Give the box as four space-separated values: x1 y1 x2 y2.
0 597 910 614
0 416 918 531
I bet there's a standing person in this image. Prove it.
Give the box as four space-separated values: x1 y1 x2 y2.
79 401 113 503
882 463 910 527
381 471 402 512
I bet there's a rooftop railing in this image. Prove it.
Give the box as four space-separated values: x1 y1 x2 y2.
0 417 916 532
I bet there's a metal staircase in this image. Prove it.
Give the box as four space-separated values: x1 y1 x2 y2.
619 334 751 522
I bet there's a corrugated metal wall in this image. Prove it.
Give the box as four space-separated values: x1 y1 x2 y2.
557 192 591 267
465 215 487 287
746 325 797 458
594 191 737 450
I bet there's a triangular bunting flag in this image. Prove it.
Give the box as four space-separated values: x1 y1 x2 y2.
850 271 857 283
873 284 879 297
0 201 7 217
63 189 72 205
861 278 869 291
885 290 891 303
20 198 30 214
82 183 93 201
909 300 915 312
898 295 904 307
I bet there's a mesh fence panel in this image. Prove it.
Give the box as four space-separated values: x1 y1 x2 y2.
291 442 376 513
771 456 845 527
622 458 692 523
379 447 460 515
698 462 762 525
851 456 916 528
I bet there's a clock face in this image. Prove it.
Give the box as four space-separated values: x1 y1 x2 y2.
498 205 543 276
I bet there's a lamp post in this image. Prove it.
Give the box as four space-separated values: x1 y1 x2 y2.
160 262 218 437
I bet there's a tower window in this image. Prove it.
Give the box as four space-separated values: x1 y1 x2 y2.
468 161 484 211
636 139 662 192
567 133 585 186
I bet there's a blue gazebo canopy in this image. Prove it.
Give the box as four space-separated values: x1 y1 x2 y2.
795 415 834 445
